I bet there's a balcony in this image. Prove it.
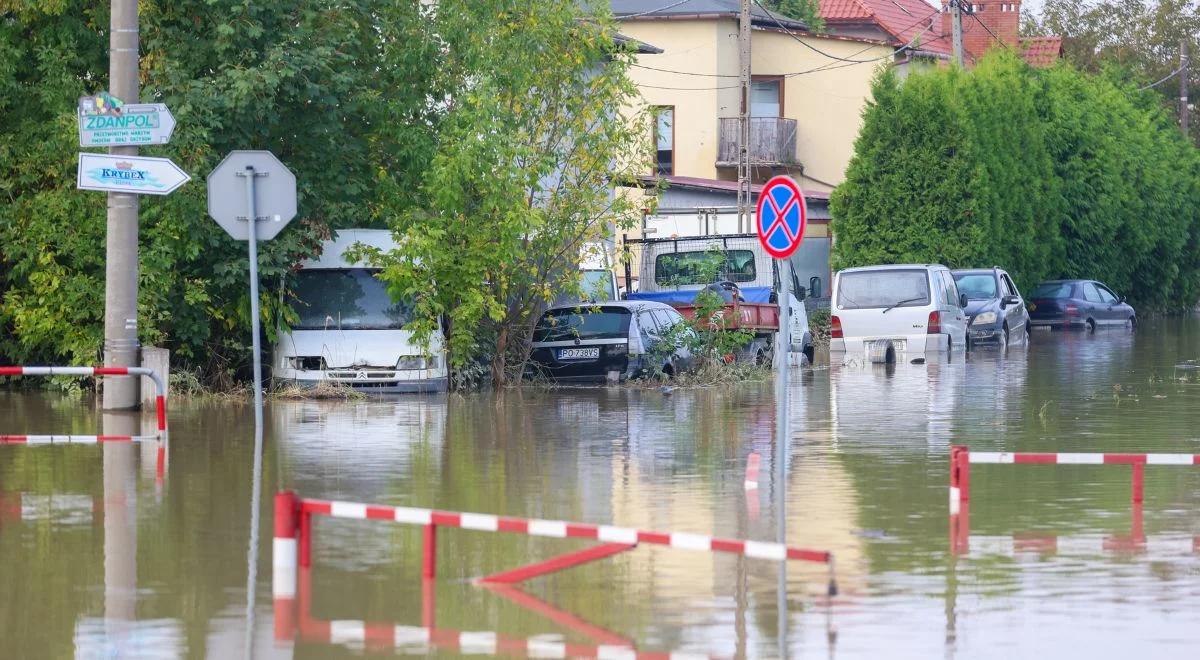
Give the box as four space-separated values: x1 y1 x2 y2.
716 117 798 168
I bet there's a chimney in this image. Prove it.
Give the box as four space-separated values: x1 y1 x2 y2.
942 1 1021 64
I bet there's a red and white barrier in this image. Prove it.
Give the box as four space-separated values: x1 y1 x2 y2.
0 366 167 433
282 493 833 568
949 445 1200 512
0 435 158 444
273 491 837 646
0 366 168 481
297 621 710 659
964 533 1200 557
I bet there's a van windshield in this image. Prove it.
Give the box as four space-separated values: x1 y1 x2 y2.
290 269 412 330
837 270 930 310
533 308 631 342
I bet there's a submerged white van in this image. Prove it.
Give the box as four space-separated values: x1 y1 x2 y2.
272 229 448 393
830 264 969 364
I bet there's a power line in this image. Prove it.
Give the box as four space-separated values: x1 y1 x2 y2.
617 0 696 20
630 7 946 90
1138 65 1185 91
968 11 1013 54
753 0 940 64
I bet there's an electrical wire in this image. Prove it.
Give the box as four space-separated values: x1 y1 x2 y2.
617 0 696 20
753 0 935 64
968 11 1014 53
630 12 944 86
1138 65 1185 91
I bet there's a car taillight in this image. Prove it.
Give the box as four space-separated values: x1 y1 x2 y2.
830 315 843 339
927 311 942 334
1065 304 1078 316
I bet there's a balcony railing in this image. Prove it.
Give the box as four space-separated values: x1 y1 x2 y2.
716 117 798 168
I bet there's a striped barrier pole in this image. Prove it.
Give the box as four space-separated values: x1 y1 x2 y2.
273 491 299 644
949 446 1200 510
272 491 838 623
0 366 169 481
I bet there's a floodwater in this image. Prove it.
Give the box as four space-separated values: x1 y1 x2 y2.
2 317 1200 659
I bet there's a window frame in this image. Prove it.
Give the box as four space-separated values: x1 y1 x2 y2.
1082 282 1103 303
749 75 784 117
652 105 675 176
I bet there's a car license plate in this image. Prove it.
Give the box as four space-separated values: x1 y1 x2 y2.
558 347 599 360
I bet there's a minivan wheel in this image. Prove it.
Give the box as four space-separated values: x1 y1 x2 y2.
803 345 815 366
1086 319 1096 333
999 324 1009 352
1128 316 1137 331
662 363 675 379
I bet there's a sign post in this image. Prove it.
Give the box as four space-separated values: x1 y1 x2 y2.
754 174 809 635
206 151 298 418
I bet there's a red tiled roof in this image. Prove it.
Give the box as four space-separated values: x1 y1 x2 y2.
821 0 874 20
819 0 950 55
1021 36 1062 68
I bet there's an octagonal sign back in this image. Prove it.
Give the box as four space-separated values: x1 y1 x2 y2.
207 150 297 241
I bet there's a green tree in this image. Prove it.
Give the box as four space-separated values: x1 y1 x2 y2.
0 1 440 382
831 51 1200 308
765 0 826 32
1027 0 1198 145
360 0 650 388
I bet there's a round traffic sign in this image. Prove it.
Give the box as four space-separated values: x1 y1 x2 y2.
755 175 807 259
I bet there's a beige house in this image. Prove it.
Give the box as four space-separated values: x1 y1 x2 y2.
613 1 893 198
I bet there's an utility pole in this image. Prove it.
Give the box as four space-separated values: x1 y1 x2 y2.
950 0 964 68
1181 39 1190 139
737 0 752 233
103 0 141 410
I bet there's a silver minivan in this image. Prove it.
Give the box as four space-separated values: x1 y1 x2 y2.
829 264 969 364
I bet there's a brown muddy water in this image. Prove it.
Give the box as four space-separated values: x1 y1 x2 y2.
2 317 1200 659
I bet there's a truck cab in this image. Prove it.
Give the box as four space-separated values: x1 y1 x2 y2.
272 229 448 393
624 234 812 364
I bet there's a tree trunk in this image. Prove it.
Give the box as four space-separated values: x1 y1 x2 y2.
491 324 509 388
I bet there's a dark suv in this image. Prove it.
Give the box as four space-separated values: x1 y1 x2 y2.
527 301 694 383
1028 280 1136 332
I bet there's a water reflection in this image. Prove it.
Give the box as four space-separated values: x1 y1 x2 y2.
2 321 1200 658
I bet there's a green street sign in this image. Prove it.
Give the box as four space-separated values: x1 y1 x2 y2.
78 100 176 147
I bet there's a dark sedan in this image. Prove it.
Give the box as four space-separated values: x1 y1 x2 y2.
1028 280 1136 331
951 267 1029 350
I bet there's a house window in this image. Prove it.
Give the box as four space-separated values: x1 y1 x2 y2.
654 106 674 175
751 78 782 117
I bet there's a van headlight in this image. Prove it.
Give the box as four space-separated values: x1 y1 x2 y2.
287 356 326 370
396 356 428 370
972 312 997 326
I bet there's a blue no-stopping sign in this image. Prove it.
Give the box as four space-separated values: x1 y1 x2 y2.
755 175 807 259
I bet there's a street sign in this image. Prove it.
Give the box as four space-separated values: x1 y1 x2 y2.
206 150 297 241
77 153 191 195
755 175 808 260
79 103 176 147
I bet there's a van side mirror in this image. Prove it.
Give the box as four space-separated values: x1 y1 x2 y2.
1001 295 1020 307
959 293 969 308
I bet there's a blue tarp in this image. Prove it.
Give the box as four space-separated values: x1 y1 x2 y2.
627 287 773 304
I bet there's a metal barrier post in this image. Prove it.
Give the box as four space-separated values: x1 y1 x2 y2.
422 524 437 579
273 490 299 643
1132 462 1145 504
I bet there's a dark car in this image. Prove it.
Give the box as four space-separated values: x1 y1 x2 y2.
527 301 694 383
951 267 1029 350
1027 280 1136 332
